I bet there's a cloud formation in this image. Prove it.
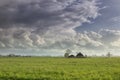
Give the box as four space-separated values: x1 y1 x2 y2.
1 0 119 55
0 0 99 28
110 16 120 23
0 0 100 48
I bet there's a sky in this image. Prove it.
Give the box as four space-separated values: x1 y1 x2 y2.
0 0 120 56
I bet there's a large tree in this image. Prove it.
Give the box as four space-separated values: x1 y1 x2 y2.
64 49 72 58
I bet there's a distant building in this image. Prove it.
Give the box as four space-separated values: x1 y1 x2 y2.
76 52 84 58
68 55 75 58
64 49 86 58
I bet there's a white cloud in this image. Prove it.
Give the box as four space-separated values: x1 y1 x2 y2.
0 41 5 48
111 39 120 47
1 26 120 55
110 16 120 23
99 29 120 45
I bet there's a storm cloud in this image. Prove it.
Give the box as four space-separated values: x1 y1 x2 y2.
0 0 100 28
0 0 100 47
1 0 119 55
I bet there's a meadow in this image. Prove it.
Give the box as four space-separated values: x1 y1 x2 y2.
0 57 120 80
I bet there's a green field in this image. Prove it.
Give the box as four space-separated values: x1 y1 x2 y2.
0 57 120 80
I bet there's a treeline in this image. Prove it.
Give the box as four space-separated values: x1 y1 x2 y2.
0 54 32 57
64 49 113 58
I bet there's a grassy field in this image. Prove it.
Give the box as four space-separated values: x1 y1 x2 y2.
0 57 120 80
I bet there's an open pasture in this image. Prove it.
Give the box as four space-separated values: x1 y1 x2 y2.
0 57 120 80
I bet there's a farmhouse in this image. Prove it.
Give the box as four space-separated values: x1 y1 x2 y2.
76 52 84 58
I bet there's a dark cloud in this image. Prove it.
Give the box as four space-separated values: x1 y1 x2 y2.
0 0 99 28
0 0 104 55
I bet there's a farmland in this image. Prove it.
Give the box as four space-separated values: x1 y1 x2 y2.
0 57 120 80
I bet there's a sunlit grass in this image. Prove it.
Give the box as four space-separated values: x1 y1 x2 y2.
0 57 120 80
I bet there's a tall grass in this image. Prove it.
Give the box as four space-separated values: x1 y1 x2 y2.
0 57 120 80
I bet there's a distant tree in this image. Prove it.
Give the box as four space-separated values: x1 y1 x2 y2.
8 54 15 57
64 49 72 58
107 52 112 57
64 53 69 58
66 49 72 54
76 52 84 58
84 55 87 58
